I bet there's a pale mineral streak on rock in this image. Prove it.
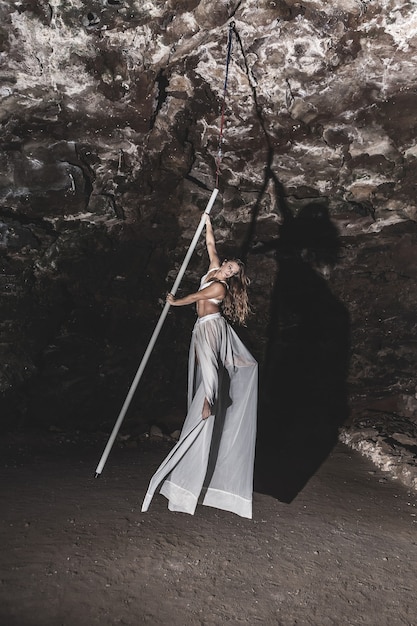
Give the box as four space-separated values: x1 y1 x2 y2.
340 430 417 492
9 12 96 95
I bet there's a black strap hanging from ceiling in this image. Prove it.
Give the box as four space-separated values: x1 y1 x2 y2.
215 21 236 188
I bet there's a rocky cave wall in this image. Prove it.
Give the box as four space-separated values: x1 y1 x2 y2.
0 0 416 435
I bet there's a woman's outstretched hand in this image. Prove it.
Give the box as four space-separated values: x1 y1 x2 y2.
166 293 176 305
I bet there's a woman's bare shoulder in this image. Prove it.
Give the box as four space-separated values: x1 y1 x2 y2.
208 260 220 271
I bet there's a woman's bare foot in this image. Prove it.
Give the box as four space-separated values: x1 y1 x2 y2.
202 398 212 420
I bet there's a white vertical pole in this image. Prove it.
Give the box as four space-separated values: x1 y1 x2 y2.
94 187 219 476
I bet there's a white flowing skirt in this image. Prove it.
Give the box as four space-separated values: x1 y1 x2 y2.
141 313 258 518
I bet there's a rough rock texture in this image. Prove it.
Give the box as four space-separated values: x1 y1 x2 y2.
0 0 416 484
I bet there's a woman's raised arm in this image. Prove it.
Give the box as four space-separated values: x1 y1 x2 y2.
205 215 220 268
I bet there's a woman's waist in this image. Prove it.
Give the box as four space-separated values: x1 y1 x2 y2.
194 312 222 324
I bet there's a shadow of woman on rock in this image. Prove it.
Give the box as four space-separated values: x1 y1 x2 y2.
227 26 350 501
254 202 351 503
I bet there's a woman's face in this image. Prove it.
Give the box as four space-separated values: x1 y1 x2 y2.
222 260 240 278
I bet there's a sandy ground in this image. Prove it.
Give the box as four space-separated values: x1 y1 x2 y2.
1 431 416 626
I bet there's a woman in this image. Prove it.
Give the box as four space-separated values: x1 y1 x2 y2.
141 215 258 519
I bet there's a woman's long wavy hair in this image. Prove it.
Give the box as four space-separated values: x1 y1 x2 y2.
220 259 251 325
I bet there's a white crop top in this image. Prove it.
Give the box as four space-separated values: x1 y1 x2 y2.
199 269 227 305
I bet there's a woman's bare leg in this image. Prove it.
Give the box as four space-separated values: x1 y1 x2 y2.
202 397 212 420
